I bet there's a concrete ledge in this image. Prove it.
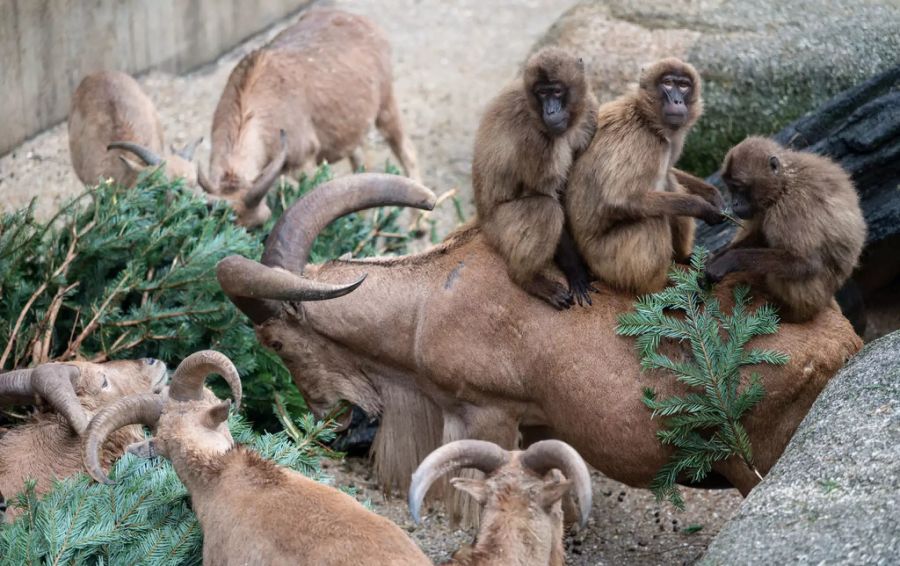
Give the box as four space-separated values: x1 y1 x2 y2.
0 0 311 156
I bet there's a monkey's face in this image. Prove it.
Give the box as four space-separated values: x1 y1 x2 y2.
722 138 785 219
658 74 693 129
533 81 569 136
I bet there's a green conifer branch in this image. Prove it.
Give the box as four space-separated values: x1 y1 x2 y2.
616 248 789 508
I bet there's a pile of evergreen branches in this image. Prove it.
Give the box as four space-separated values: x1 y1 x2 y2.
616 249 789 508
0 414 338 565
0 164 410 429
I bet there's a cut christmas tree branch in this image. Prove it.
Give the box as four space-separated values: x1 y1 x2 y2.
0 163 416 430
616 248 788 508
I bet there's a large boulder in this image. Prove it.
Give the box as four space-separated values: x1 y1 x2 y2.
701 331 900 565
535 0 900 175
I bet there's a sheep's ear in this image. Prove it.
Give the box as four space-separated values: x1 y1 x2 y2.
450 477 488 504
203 400 231 429
126 439 158 459
540 478 572 508
119 155 145 173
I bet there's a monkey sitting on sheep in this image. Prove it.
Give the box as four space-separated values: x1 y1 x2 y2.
706 136 867 322
83 350 430 566
409 439 592 566
0 357 166 520
68 71 200 188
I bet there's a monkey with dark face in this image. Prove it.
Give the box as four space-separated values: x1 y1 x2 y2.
566 57 725 294
473 47 599 309
706 137 866 322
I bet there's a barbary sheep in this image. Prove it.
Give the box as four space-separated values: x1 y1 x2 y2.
83 350 430 566
68 70 200 188
0 357 167 519
197 8 421 227
215 174 861 522
410 439 591 566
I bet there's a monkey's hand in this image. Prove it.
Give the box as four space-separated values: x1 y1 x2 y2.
700 204 727 226
704 189 726 210
704 253 734 286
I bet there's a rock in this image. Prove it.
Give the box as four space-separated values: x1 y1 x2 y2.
700 331 900 565
535 0 900 175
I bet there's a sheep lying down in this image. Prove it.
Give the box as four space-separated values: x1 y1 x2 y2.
82 350 430 566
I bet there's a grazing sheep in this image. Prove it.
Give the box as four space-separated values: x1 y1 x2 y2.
216 173 862 524
0 358 167 519
83 350 430 566
198 8 421 227
409 440 591 566
68 70 200 188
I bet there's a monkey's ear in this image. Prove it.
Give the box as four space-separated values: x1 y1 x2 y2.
768 155 782 175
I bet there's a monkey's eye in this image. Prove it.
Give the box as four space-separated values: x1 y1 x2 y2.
101 376 109 389
678 85 690 93
662 78 674 88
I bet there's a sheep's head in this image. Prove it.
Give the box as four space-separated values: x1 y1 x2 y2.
0 357 166 435
197 130 289 228
82 350 242 485
108 139 202 187
409 439 592 529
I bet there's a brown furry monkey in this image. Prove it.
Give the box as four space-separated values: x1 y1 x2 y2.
706 136 866 322
566 58 725 294
473 47 598 309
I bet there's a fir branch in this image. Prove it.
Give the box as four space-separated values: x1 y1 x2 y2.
618 248 788 508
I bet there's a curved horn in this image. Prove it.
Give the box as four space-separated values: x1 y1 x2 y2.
243 130 288 209
217 173 435 323
408 440 510 524
521 440 593 528
107 142 162 166
264 173 436 273
0 368 37 405
32 364 89 435
173 137 203 161
82 393 163 484
168 350 241 411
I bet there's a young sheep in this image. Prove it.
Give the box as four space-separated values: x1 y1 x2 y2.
197 8 421 227
0 358 167 519
83 350 431 566
68 70 200 188
409 439 593 566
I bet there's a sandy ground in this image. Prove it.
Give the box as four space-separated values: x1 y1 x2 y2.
327 456 740 565
0 0 745 562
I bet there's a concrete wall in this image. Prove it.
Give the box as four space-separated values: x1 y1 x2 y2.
0 0 310 156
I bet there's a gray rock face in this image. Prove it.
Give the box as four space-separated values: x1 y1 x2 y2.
701 331 900 565
536 0 900 175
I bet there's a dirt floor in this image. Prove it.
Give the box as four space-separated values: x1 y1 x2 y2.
326 456 741 565
0 0 746 563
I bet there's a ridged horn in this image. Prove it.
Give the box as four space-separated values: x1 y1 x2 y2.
107 142 162 166
2 365 90 434
198 167 217 194
217 173 436 323
521 440 593 528
168 350 241 411
408 440 509 524
243 130 287 208
82 393 163 484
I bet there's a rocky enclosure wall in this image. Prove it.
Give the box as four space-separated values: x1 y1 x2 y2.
0 0 310 156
